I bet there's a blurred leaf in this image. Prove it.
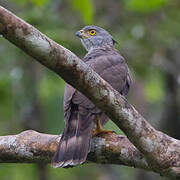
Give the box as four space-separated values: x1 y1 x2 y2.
0 164 38 180
71 0 94 24
144 70 165 103
125 0 168 13
11 0 48 6
0 77 11 102
38 72 65 101
104 120 124 135
11 0 27 5
0 76 13 120
31 0 48 6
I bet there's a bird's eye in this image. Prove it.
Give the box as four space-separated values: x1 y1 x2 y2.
89 30 96 36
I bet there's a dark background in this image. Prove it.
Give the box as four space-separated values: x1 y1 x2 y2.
0 0 179 179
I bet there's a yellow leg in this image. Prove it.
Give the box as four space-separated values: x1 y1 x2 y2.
93 117 114 136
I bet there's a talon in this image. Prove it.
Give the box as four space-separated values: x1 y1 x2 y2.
93 129 114 136
92 117 115 136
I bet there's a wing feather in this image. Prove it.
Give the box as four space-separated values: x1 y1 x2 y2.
52 48 131 168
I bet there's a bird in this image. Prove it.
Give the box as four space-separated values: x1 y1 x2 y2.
52 25 131 168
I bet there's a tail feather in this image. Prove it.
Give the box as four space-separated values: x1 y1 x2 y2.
71 113 94 166
52 109 94 168
52 134 67 167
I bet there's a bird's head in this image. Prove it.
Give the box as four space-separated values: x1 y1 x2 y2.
75 25 116 52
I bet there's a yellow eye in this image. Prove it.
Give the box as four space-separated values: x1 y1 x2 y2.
89 29 96 36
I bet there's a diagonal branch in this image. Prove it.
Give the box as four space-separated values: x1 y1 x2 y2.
0 6 180 178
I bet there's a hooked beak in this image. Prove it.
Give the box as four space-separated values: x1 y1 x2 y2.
75 30 89 38
75 30 82 38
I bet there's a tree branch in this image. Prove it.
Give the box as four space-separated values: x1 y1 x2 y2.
0 130 150 169
0 6 180 178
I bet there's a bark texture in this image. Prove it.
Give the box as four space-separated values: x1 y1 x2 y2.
0 130 149 169
0 6 180 179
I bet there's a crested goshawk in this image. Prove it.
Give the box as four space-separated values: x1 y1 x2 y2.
52 25 131 168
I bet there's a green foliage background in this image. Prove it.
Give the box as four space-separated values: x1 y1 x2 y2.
0 0 180 179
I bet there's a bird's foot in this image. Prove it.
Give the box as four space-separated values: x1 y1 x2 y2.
93 117 115 136
92 128 114 136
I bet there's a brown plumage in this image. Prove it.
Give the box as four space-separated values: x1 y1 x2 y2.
52 26 131 168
